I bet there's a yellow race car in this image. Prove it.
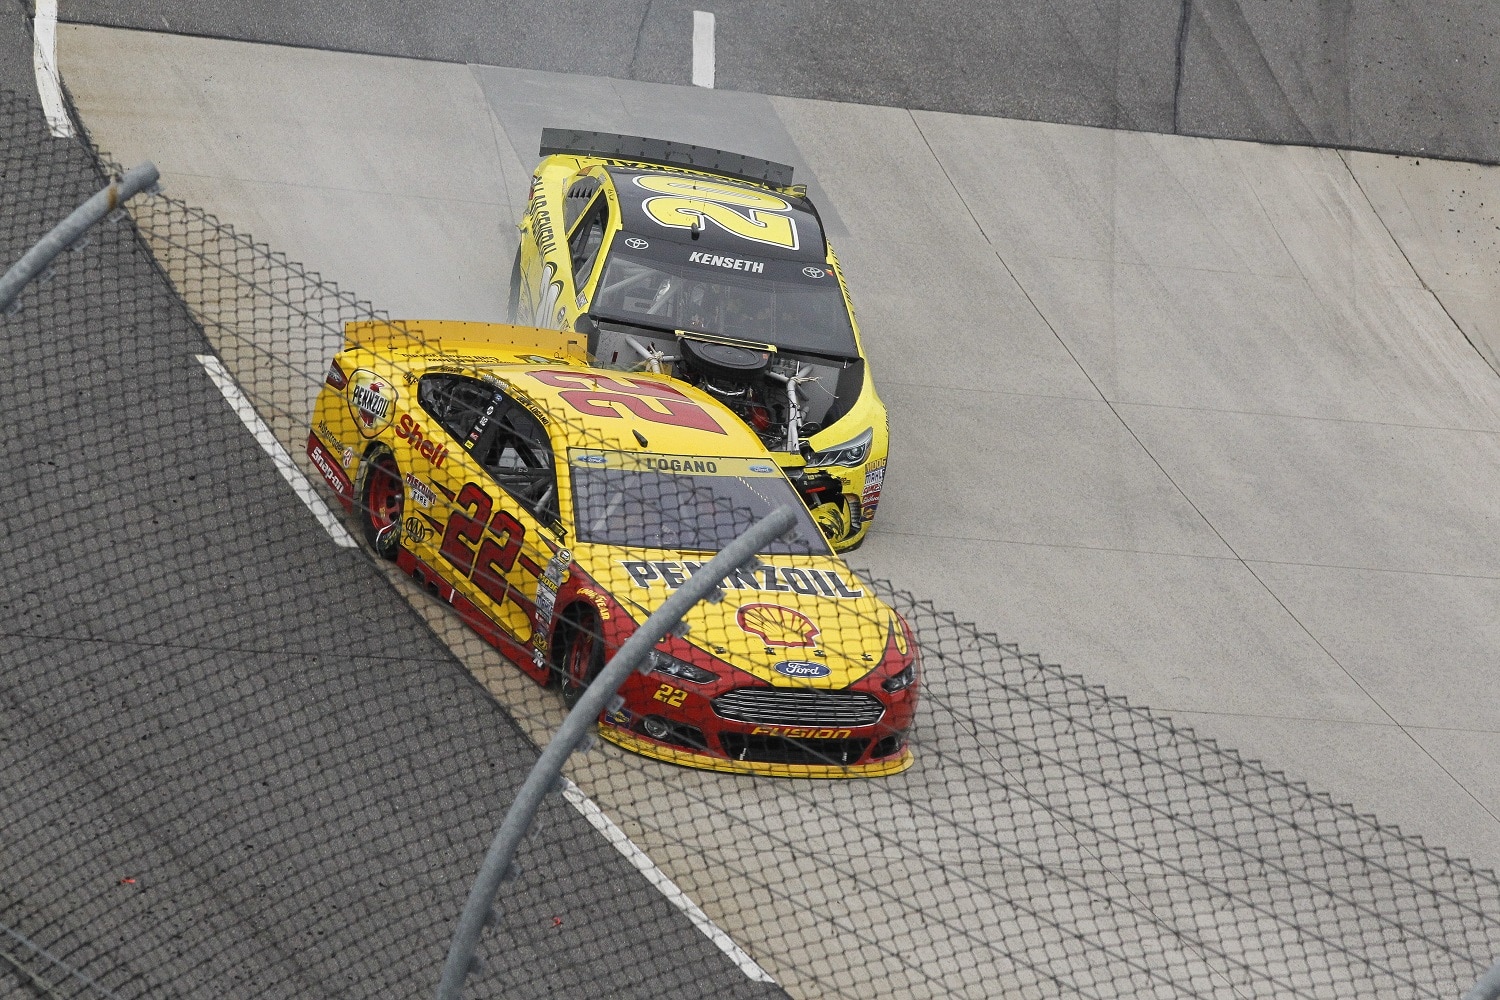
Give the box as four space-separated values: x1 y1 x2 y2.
307 319 918 777
510 129 889 550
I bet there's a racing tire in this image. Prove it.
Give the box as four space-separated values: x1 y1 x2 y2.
558 606 605 710
358 445 404 561
506 250 522 323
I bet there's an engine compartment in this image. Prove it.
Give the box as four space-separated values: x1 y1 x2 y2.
585 318 861 455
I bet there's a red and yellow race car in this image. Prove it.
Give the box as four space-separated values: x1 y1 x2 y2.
510 129 889 551
307 319 918 776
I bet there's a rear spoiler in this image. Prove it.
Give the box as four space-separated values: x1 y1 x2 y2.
540 128 794 188
344 319 586 362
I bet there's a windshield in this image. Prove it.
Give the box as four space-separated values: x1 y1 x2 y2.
569 450 832 556
591 239 857 357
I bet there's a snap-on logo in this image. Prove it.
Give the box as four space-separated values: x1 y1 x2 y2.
774 660 830 679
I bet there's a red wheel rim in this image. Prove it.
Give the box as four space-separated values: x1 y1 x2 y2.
367 456 403 533
566 622 597 689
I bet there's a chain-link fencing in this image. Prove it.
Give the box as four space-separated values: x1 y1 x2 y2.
3 82 1499 999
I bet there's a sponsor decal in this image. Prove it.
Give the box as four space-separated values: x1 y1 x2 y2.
606 706 634 727
621 560 864 598
394 413 450 467
578 454 607 464
403 516 433 543
315 420 353 463
802 266 826 279
307 436 353 500
530 547 572 667
623 237 649 250
749 462 774 473
405 473 436 508
737 604 819 647
750 725 853 739
861 458 886 521
687 250 765 274
348 369 397 437
577 587 613 622
532 194 559 259
774 659 831 679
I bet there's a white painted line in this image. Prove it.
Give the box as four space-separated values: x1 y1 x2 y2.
32 0 75 138
692 10 716 89
195 354 358 549
560 778 776 984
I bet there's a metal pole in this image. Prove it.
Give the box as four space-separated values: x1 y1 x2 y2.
0 161 160 315
435 505 798 1000
1464 958 1500 1000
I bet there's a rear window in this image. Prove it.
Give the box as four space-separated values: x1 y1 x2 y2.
569 450 830 556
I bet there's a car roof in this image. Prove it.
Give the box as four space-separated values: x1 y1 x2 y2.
602 165 827 264
438 362 774 458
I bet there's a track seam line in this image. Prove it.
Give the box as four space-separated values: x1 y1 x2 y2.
559 779 776 984
195 354 358 548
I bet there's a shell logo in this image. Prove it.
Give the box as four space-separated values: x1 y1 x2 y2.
736 603 819 648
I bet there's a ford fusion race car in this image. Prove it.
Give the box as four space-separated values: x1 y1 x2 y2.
510 128 889 551
307 319 918 777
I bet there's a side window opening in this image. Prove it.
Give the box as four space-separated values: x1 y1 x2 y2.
563 176 601 231
567 194 609 285
475 399 559 524
419 374 496 441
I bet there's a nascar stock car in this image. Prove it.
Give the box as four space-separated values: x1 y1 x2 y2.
510 128 888 551
306 318 918 776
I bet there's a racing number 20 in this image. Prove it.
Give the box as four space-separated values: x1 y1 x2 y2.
439 483 525 606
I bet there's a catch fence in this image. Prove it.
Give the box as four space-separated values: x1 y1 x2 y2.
2 84 1497 999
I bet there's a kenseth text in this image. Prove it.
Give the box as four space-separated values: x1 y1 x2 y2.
688 251 764 274
621 559 864 598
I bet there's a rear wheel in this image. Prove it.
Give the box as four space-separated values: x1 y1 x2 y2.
558 606 605 710
359 446 404 561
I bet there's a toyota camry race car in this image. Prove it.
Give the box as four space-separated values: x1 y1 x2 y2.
510 129 889 551
307 319 918 777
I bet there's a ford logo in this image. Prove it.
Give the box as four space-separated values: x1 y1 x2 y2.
749 462 774 473
775 660 830 679
578 454 607 464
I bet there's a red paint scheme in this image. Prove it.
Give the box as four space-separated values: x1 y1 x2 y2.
306 432 354 511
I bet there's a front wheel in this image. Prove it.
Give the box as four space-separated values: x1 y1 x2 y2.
358 446 404 561
557 607 605 710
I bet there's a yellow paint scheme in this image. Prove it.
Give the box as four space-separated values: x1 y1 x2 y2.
515 149 891 551
598 728 914 778
314 320 901 688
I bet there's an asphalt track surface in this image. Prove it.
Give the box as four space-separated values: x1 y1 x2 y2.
0 7 782 999
8 0 1500 995
59 0 1500 164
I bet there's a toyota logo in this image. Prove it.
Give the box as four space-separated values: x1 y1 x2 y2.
802 266 826 279
624 237 650 249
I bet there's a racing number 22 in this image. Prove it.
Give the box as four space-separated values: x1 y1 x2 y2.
439 483 525 606
528 370 725 435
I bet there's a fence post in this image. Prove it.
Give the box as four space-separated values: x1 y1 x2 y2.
0 160 159 314
435 504 798 1000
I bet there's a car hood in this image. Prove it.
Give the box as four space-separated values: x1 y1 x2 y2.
576 545 894 688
